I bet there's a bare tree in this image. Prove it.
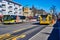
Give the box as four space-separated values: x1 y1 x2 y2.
50 5 57 15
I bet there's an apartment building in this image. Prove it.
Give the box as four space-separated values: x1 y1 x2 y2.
23 7 33 17
0 0 23 16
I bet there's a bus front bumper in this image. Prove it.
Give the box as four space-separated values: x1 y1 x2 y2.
40 21 51 24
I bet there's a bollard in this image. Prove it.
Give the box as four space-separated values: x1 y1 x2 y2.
50 19 55 27
52 19 55 24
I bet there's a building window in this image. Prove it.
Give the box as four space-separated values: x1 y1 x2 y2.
2 11 6 15
8 11 12 15
14 7 17 9
14 12 17 14
19 9 21 11
8 2 12 5
14 7 18 11
8 11 12 12
2 6 6 8
0 5 2 8
8 12 12 13
0 10 2 13
2 4 6 8
2 9 6 14
2 4 5 6
8 6 12 8
2 9 6 11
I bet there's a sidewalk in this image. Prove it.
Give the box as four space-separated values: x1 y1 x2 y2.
29 27 54 40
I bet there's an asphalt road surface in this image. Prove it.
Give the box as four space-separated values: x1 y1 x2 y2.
0 21 47 34
0 22 35 34
0 21 48 40
16 25 48 40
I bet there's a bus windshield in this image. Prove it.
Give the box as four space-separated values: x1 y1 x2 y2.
41 15 48 21
41 15 47 18
3 15 13 21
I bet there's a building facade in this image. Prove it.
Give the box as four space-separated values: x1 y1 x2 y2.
0 0 23 16
37 9 47 16
23 7 33 17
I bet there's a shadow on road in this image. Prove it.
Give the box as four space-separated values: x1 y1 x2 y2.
32 22 49 25
2 22 23 25
48 20 60 40
32 22 40 25
41 32 50 35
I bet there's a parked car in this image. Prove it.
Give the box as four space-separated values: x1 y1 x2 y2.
33 16 38 19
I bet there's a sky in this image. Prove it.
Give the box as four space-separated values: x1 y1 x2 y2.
13 0 60 13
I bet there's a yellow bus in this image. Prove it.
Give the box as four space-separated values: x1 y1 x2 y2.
39 14 52 24
2 15 26 24
2 15 16 24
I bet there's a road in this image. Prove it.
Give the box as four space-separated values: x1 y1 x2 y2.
0 22 37 34
0 21 48 40
16 25 48 40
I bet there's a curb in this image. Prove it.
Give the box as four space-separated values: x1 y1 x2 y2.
29 25 53 40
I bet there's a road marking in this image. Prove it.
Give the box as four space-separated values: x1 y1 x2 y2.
6 25 39 40
0 25 37 40
6 36 16 40
0 33 11 39
6 34 26 40
12 34 26 40
12 25 37 33
13 28 27 33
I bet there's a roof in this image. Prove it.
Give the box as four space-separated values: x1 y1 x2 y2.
4 0 21 6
